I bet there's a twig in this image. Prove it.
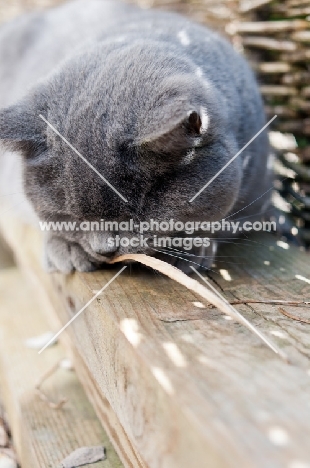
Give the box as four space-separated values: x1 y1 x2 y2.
35 359 68 410
278 307 310 324
230 299 310 306
110 254 290 363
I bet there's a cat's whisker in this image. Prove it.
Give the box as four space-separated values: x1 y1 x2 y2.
230 234 276 250
229 207 275 223
0 191 25 197
163 245 237 259
0 199 28 217
162 247 244 265
151 247 219 275
222 177 288 223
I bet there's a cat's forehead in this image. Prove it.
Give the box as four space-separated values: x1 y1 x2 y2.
52 41 193 99
43 40 223 155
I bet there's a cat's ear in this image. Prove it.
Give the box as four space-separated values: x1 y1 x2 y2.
139 107 209 155
0 90 47 156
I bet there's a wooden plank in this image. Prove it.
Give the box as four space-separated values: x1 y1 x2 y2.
0 219 147 467
0 267 124 468
1 213 310 468
0 234 14 269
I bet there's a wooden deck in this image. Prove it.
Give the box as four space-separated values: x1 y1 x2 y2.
0 213 310 468
0 267 123 468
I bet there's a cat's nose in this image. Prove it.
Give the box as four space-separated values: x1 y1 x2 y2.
88 232 117 255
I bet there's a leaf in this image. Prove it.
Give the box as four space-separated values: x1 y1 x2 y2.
60 446 106 468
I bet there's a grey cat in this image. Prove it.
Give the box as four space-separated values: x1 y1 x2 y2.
0 0 273 274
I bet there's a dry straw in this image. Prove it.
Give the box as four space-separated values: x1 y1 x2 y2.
111 254 290 362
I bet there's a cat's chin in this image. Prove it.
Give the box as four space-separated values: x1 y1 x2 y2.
44 235 105 274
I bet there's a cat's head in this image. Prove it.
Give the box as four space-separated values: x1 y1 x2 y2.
0 42 242 255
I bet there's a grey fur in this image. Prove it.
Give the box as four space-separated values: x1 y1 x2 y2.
0 0 272 273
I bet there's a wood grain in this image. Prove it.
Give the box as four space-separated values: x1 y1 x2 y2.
0 268 123 468
1 214 310 468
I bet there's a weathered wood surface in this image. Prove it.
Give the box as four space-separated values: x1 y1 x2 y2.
0 233 14 270
1 214 310 468
0 215 148 468
0 267 123 468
